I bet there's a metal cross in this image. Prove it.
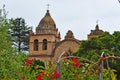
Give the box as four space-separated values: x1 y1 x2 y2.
47 4 50 10
118 0 120 3
96 19 99 24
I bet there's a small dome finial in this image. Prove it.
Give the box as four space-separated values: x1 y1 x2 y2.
36 5 56 30
95 19 100 30
65 30 74 39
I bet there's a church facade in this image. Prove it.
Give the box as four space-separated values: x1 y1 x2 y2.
29 9 104 62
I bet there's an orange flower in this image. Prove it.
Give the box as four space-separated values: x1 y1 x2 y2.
100 57 106 61
22 75 26 80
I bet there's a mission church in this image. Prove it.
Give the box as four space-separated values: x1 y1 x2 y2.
29 8 104 62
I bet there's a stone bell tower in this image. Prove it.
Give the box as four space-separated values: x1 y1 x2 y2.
29 9 61 55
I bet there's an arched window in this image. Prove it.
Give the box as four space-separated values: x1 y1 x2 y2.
42 39 47 50
34 39 38 51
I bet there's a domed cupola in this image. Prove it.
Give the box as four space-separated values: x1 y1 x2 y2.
65 30 74 39
36 10 56 30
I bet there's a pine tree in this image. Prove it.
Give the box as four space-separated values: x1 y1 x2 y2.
9 18 30 52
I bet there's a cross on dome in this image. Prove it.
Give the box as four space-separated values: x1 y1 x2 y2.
96 20 99 24
46 4 50 10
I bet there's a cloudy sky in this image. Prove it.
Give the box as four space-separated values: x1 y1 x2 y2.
0 0 120 40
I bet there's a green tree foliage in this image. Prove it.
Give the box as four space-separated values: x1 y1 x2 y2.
0 5 7 24
30 60 45 74
0 5 14 79
113 31 120 55
75 31 120 79
9 18 30 52
0 5 28 80
0 5 12 56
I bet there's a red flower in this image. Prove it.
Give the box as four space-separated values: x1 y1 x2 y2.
36 71 45 80
54 70 61 78
37 74 43 80
100 57 106 61
40 71 45 76
50 70 60 80
72 58 77 63
75 62 81 67
72 58 81 67
50 78 54 80
25 59 32 66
